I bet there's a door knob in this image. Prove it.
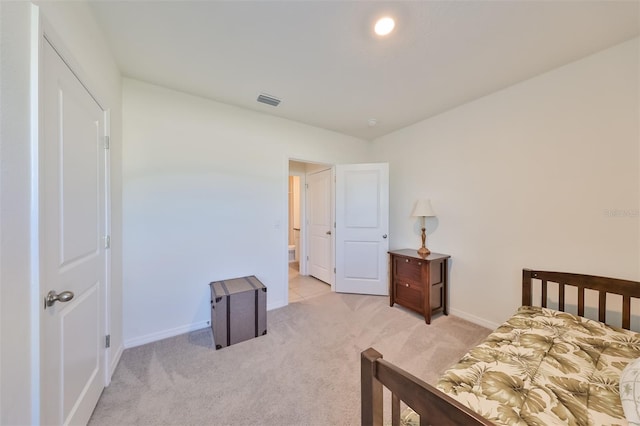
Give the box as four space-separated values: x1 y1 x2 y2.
44 290 74 309
326 231 332 235
382 234 387 239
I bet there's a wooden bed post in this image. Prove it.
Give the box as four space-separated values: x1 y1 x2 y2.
522 269 532 306
361 348 383 426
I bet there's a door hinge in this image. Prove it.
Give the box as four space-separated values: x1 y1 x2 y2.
334 267 336 273
104 135 110 150
105 335 111 348
104 235 111 249
306 256 309 261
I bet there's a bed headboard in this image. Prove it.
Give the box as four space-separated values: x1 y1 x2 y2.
522 269 640 330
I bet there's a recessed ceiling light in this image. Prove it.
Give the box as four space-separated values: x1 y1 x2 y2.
374 17 395 36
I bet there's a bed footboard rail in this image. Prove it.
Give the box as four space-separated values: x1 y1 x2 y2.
523 269 640 329
361 348 492 426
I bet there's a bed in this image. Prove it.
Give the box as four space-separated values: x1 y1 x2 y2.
361 269 640 426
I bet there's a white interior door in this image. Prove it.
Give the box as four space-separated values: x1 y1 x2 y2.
335 163 389 295
307 168 333 285
41 38 106 425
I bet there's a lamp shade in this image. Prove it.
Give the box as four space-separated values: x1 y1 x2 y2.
411 199 436 217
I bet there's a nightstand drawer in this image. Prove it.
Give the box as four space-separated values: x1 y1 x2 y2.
394 256 424 282
395 279 422 311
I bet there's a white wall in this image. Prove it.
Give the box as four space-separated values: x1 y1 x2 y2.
122 79 370 347
0 1 122 423
1 3 35 424
372 38 640 329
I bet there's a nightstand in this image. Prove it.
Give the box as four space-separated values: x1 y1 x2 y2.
388 249 450 324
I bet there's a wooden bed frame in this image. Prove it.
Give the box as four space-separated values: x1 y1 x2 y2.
361 268 640 426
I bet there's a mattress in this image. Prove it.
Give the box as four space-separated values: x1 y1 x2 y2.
433 306 640 425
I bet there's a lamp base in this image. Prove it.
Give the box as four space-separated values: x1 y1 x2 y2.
418 226 430 256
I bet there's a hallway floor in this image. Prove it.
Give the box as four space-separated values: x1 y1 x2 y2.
288 262 331 303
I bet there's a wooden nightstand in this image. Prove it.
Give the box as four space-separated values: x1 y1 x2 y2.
389 249 450 324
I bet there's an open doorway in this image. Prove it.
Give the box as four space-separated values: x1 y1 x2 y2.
288 160 332 303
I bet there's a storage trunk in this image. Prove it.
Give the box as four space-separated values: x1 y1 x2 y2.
209 276 267 350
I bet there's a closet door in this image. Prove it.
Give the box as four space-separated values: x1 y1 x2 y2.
307 168 333 285
335 163 389 295
40 37 107 426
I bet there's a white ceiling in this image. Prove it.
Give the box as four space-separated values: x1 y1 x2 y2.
89 0 640 140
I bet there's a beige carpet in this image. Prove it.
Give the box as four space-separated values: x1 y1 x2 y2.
89 292 490 426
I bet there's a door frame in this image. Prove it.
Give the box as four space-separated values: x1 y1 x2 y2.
286 158 334 303
30 9 112 422
288 169 307 276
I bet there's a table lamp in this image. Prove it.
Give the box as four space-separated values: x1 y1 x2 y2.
411 199 436 256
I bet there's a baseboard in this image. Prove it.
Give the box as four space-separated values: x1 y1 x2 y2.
109 344 123 378
124 320 211 349
449 308 500 330
123 300 288 349
267 298 287 311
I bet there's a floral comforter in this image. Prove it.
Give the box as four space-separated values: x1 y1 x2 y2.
435 306 640 426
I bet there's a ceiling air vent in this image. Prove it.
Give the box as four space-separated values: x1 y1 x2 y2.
257 93 281 107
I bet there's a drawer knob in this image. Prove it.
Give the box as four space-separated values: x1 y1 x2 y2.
405 283 409 287
405 259 409 263
418 262 422 265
